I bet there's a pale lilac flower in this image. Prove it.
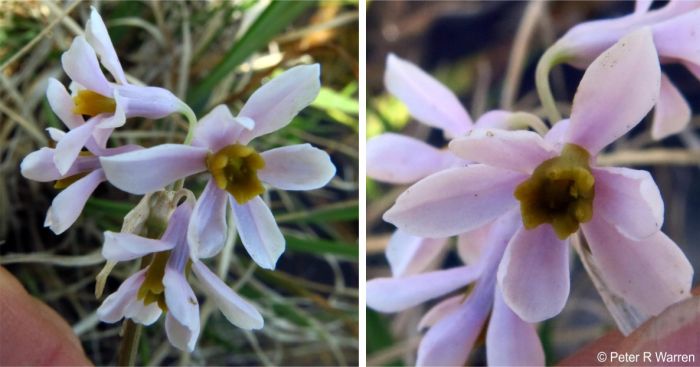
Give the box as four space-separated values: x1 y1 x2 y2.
97 200 263 352
19 110 140 234
51 7 192 175
368 54 517 275
544 0 700 139
385 29 693 323
367 212 545 366
99 64 336 269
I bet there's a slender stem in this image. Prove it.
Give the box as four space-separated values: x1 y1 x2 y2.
117 319 143 366
535 47 565 124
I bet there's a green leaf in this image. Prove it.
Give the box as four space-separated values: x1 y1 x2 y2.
187 1 313 110
312 86 359 115
285 235 357 259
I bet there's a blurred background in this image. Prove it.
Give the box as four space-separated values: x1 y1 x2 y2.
366 1 700 365
1 0 358 365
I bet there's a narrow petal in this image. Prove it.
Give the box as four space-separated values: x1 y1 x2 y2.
21 148 99 182
473 110 513 129
385 230 447 276
188 179 228 259
366 265 480 313
449 129 557 174
457 224 491 265
653 9 700 65
497 225 570 322
416 286 492 366
117 84 187 120
97 270 146 323
102 232 175 262
85 7 127 84
486 288 545 366
61 36 112 96
124 298 162 326
100 144 208 194
592 167 663 240
192 105 250 151
258 144 335 190
566 28 660 154
385 54 472 137
544 119 570 148
238 64 321 143
582 216 693 316
652 73 691 140
53 117 101 175
367 133 461 184
232 196 285 270
191 261 264 329
46 78 84 130
165 313 198 352
44 169 105 234
384 165 524 237
163 267 200 352
417 295 463 330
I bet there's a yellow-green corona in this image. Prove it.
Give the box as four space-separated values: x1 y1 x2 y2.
207 144 266 205
137 251 170 312
73 90 117 116
514 144 595 239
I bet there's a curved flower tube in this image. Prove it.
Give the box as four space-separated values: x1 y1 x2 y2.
100 64 336 269
385 28 693 323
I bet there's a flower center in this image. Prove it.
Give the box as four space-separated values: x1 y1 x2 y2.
514 144 595 240
206 144 265 205
73 90 116 116
137 251 169 312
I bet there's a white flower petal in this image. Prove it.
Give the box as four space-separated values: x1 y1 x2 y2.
46 78 84 130
417 295 463 330
653 8 700 65
652 73 691 140
102 232 175 262
486 288 545 366
385 54 472 137
366 265 480 313
582 215 693 316
367 133 461 184
44 169 105 234
61 36 112 96
238 64 321 143
97 269 146 323
566 28 660 154
449 129 557 174
85 7 127 84
385 230 446 277
163 267 200 352
192 105 250 151
497 225 570 322
188 179 228 259
100 144 208 194
384 165 524 238
258 144 335 190
191 261 264 329
53 117 101 175
117 84 186 120
232 196 285 270
592 167 664 240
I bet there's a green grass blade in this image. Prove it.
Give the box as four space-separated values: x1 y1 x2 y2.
187 1 313 110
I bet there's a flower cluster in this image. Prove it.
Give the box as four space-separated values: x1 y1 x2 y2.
21 8 335 352
370 20 694 367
